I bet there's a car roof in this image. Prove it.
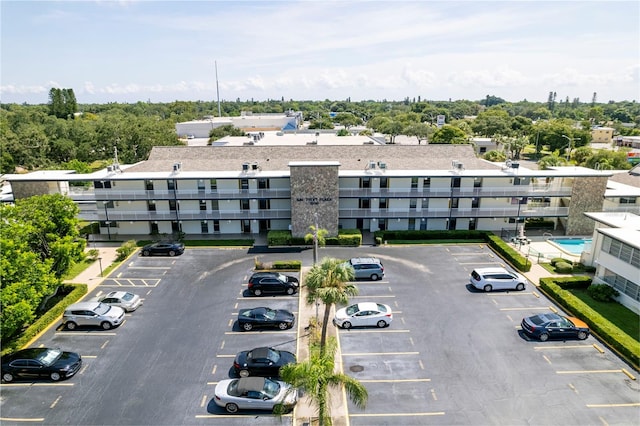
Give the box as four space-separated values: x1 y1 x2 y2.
473 267 511 274
105 291 128 298
251 347 272 358
66 301 102 310
537 313 562 322
353 302 382 311
350 257 381 264
236 377 267 393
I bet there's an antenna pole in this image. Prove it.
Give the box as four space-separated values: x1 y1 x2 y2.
215 60 221 117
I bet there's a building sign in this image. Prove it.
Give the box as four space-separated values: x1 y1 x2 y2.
436 115 446 128
295 197 333 205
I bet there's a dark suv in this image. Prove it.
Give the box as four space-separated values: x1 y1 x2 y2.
247 272 299 296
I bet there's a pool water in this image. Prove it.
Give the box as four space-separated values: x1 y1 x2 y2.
548 238 592 255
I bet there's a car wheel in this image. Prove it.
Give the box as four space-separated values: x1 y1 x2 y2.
370 274 379 281
539 333 550 342
577 331 588 340
286 287 295 295
142 250 150 256
169 250 176 256
2 372 14 383
242 322 253 331
254 289 262 296
342 321 352 329
516 283 525 291
101 321 112 330
278 322 289 330
225 403 239 413
483 284 492 292
50 372 61 381
66 321 77 330
377 320 387 328
239 369 250 378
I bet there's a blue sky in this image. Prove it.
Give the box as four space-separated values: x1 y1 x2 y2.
1 0 638 104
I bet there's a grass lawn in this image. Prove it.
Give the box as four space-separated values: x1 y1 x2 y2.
569 288 639 343
62 259 96 280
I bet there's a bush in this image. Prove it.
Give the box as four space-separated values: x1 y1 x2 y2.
551 257 572 266
587 284 620 302
555 261 573 273
116 240 138 261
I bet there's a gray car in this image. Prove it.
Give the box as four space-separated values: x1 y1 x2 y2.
346 257 384 281
63 301 125 330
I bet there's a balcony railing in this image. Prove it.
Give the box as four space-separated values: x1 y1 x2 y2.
338 185 573 198
98 209 292 221
338 206 569 219
69 187 292 201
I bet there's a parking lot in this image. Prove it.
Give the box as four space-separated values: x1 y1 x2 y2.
1 245 638 425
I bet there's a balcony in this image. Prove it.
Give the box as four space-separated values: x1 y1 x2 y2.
338 185 573 199
87 188 292 201
338 206 569 219
98 209 292 222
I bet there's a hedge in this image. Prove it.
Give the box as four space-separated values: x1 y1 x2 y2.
1 283 87 356
539 277 639 370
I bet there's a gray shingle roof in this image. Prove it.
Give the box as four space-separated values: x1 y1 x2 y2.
125 144 499 173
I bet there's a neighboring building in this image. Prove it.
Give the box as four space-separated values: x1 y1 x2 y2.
3 135 614 239
471 137 499 155
615 135 640 149
175 111 303 138
603 165 640 214
582 212 640 314
590 126 615 144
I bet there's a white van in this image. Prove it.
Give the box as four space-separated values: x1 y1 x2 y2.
470 267 527 292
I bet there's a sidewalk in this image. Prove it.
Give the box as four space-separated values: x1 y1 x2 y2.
64 245 120 293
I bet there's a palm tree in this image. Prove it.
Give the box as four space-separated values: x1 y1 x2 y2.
305 257 356 354
279 337 367 426
304 224 328 265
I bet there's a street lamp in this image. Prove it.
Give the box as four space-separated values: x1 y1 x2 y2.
561 134 573 161
514 197 524 239
97 256 103 277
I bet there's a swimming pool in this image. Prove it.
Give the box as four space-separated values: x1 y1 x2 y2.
547 238 593 255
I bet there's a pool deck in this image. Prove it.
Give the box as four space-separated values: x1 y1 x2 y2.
511 238 582 264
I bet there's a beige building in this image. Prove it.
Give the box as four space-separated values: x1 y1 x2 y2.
591 126 615 144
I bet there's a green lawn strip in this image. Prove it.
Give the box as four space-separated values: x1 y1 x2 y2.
384 239 485 244
62 259 95 280
569 289 639 343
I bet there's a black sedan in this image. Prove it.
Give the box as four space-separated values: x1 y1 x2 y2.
521 312 590 341
247 272 299 296
238 307 295 331
233 347 296 378
141 242 185 256
1 348 82 382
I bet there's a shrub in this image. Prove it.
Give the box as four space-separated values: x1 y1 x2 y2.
116 240 138 261
86 249 99 261
555 261 573 273
551 257 572 266
587 284 620 302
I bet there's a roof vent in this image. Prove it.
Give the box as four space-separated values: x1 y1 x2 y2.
368 161 376 169
242 163 250 172
172 162 182 172
251 163 259 171
378 162 387 169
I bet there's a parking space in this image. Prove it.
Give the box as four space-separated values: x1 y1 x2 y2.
1 246 638 425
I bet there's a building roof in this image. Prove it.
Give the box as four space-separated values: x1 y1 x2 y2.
597 227 640 250
584 211 640 229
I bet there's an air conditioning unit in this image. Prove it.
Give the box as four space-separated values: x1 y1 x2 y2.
456 163 464 170
107 166 113 172
511 162 520 169
378 162 387 169
369 161 376 169
172 162 181 172
242 163 250 171
251 163 259 170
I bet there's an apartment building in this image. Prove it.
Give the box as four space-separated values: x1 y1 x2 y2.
583 212 640 314
4 136 614 239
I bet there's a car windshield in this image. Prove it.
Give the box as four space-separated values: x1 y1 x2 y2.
37 348 62 366
276 273 287 281
262 378 281 399
264 308 276 320
345 304 360 316
559 316 574 327
121 293 134 302
376 304 388 312
94 303 111 315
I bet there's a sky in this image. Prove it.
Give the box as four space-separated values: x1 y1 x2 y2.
1 0 639 105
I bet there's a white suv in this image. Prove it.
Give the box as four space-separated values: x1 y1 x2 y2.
63 301 125 330
470 267 527 292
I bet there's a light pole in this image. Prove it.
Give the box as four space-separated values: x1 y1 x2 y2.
561 134 573 161
97 256 103 277
514 197 523 239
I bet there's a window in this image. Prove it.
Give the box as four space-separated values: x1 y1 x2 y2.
211 200 219 210
259 199 270 210
423 178 431 188
411 177 418 189
360 177 371 189
213 220 220 232
210 179 217 190
451 198 459 209
169 200 177 211
421 198 429 208
201 221 208 233
145 180 154 191
473 177 482 188
199 200 207 211
167 180 176 190
379 198 388 209
258 178 269 189
197 180 205 191
410 198 417 209
240 179 249 190
620 197 636 204
471 198 479 208
380 177 388 188
147 201 156 212
451 177 461 188
104 201 114 209
94 180 112 189
241 199 250 210
359 199 370 209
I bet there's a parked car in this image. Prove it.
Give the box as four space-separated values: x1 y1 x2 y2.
333 302 393 329
521 312 590 341
345 257 384 280
141 242 185 257
96 291 142 312
469 267 527 292
233 346 296 378
247 272 299 296
62 301 125 330
214 377 297 414
238 307 295 331
1 348 82 383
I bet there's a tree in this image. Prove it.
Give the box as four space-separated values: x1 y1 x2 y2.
305 258 357 354
484 150 506 162
333 112 362 129
404 122 433 144
430 125 468 144
471 108 512 137
537 154 568 169
279 338 367 426
501 136 529 160
378 119 404 143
